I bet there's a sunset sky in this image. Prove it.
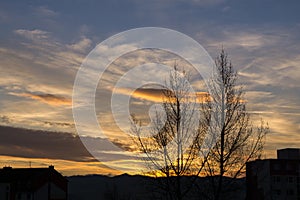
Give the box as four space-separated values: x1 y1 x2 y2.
0 0 300 176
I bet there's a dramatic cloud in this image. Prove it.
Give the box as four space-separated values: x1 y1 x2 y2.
0 125 93 162
0 0 299 175
0 125 145 173
0 125 139 159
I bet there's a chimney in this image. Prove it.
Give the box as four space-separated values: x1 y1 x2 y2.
49 165 54 170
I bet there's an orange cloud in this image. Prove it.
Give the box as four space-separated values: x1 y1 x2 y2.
115 88 210 103
10 92 71 106
132 88 166 102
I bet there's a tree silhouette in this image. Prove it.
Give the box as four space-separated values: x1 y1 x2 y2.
131 65 207 200
130 49 268 200
200 49 268 200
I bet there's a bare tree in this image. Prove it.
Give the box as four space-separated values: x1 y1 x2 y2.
130 50 268 200
130 65 207 200
200 49 268 200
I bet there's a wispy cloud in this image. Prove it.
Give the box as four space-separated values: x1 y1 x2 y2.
0 28 94 130
14 29 50 41
34 6 58 17
10 92 72 106
34 94 70 106
67 37 92 53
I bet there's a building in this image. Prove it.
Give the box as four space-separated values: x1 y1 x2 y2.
0 166 68 200
246 148 300 200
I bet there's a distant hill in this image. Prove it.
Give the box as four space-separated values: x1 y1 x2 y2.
67 174 246 200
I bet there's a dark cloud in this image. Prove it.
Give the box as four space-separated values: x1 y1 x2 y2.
0 126 94 162
0 126 137 163
43 121 74 129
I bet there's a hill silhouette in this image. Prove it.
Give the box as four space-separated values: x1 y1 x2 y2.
67 174 246 200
